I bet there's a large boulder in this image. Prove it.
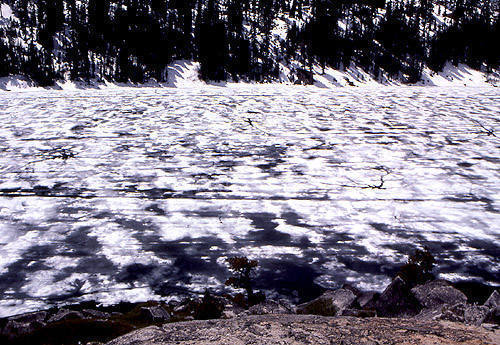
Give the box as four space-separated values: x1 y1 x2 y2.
1 311 48 339
356 291 379 309
297 289 356 316
484 290 500 309
483 290 500 324
411 280 467 309
374 276 421 317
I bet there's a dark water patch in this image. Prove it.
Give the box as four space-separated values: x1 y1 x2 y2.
216 160 240 169
444 194 498 213
320 236 369 257
421 240 460 252
256 257 324 304
337 256 400 277
453 280 499 304
243 212 292 246
256 160 282 172
116 218 155 233
58 205 93 216
0 186 89 198
93 211 115 220
438 260 500 283
382 243 418 255
117 263 157 284
296 236 313 249
245 212 279 231
321 232 355 243
0 245 56 297
63 227 101 257
74 256 117 275
140 188 176 199
369 222 426 240
128 233 230 292
281 211 311 228
260 145 287 159
145 204 167 216
453 172 486 180
70 124 88 133
127 174 157 184
468 239 500 258
146 149 174 160
472 156 500 163
419 241 465 261
183 208 226 218
243 229 297 246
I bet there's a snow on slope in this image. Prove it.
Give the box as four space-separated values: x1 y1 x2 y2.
1 59 498 92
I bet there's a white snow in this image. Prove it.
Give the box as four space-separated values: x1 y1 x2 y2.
0 84 498 317
0 4 13 20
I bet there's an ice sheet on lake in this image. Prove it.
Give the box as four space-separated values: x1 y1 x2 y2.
0 85 498 317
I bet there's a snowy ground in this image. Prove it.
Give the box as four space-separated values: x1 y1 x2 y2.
0 85 498 317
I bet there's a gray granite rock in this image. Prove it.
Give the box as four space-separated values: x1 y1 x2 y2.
47 309 85 323
374 276 421 317
140 306 171 323
248 300 296 315
104 314 500 345
411 280 467 308
297 289 356 316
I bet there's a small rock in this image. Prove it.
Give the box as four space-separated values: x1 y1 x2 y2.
140 306 171 323
414 306 445 321
411 280 467 309
464 304 490 326
82 309 111 319
248 300 295 315
48 309 85 323
297 289 356 316
440 303 490 325
341 309 376 318
441 303 466 323
221 309 238 319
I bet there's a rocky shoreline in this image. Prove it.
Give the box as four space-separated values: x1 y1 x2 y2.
1 276 498 345
105 315 499 345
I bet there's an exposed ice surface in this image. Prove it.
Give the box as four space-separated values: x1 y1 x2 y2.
0 85 498 317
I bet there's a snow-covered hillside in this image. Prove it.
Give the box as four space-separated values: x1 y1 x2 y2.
0 1 498 86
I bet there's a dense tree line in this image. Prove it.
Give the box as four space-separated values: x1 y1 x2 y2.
0 0 498 85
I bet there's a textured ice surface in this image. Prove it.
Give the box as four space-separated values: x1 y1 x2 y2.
0 85 498 316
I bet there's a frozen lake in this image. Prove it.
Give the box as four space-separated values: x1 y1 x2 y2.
0 85 498 317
